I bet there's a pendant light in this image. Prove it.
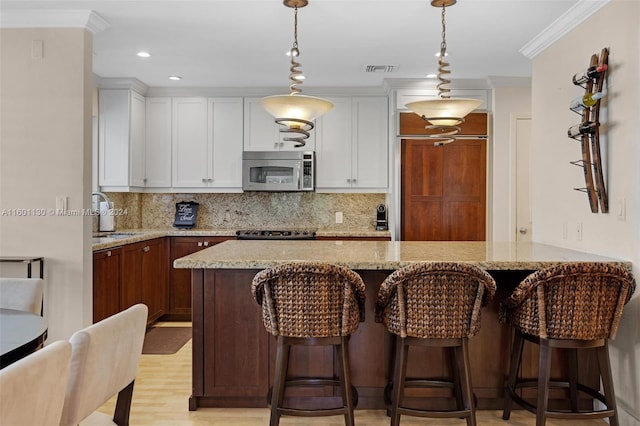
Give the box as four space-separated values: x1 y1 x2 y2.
260 0 333 147
405 0 482 145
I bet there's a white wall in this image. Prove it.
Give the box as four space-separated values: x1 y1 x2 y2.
530 1 639 424
0 28 94 340
490 81 532 241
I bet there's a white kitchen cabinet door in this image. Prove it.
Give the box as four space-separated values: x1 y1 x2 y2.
129 91 147 187
351 97 388 189
243 97 315 151
145 97 172 188
98 89 146 189
315 97 352 188
172 97 209 188
208 98 243 188
315 96 388 191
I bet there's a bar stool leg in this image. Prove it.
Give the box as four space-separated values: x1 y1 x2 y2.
270 336 290 426
390 337 408 426
337 337 355 426
568 348 579 412
503 330 525 420
455 339 476 426
449 346 464 412
536 339 552 426
597 341 619 426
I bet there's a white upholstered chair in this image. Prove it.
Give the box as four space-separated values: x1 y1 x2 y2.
0 340 72 426
60 303 148 426
0 277 44 315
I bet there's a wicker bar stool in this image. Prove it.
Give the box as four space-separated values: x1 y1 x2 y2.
251 262 366 426
375 262 496 426
500 262 635 426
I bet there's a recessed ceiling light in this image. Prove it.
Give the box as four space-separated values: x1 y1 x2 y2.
168 75 182 81
137 51 151 58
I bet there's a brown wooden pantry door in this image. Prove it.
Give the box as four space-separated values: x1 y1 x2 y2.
401 128 487 243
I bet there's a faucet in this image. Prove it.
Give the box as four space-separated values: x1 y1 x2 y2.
92 192 115 232
92 191 112 211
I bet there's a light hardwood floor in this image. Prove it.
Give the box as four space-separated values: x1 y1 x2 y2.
98 322 605 425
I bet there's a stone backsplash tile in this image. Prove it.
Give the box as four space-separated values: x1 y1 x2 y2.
106 192 387 231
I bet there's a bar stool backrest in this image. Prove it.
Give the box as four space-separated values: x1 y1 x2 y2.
500 263 635 340
375 262 496 339
251 262 366 338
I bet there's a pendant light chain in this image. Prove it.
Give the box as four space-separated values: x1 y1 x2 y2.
436 4 451 99
288 6 303 95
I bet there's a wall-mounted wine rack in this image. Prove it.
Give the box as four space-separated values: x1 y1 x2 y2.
568 47 609 213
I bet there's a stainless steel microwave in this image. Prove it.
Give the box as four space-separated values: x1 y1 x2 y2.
242 151 315 192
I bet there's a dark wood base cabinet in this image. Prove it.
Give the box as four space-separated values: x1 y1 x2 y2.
121 238 168 324
189 269 600 411
166 237 233 321
93 248 122 323
93 238 168 325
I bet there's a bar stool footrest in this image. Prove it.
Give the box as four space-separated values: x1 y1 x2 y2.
397 406 471 419
506 381 614 420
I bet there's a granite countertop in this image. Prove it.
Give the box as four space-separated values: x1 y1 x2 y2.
91 227 392 251
172 240 631 271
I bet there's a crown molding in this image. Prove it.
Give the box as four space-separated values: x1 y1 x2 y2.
96 78 149 94
520 0 610 59
0 10 110 34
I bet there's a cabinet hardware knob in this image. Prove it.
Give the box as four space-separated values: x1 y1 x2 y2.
106 251 111 257
143 246 150 252
197 242 203 247
204 241 209 246
519 227 528 234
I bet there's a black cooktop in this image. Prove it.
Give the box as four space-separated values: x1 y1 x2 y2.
235 230 316 240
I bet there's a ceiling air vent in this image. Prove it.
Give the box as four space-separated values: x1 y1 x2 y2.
364 65 397 73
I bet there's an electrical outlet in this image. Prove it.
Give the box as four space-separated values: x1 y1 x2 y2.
335 212 343 224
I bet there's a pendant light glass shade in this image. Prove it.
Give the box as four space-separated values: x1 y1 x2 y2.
261 94 334 129
406 98 482 127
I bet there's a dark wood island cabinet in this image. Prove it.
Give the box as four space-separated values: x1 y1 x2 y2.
174 240 631 411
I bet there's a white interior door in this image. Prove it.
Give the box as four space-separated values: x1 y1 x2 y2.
515 117 532 242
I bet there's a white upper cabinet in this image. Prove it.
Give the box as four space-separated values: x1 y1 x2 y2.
243 97 315 151
315 96 388 191
98 89 146 190
172 97 209 188
145 97 172 188
208 97 243 188
172 97 243 190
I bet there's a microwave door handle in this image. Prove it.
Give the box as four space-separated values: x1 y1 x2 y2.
296 164 301 189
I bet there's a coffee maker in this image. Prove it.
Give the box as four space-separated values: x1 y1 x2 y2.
376 204 388 231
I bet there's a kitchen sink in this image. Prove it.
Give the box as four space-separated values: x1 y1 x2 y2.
93 232 140 238
92 232 143 244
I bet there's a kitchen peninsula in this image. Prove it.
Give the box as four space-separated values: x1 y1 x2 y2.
174 240 631 411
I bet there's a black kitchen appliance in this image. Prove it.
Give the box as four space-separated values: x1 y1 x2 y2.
236 229 316 240
376 204 388 231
